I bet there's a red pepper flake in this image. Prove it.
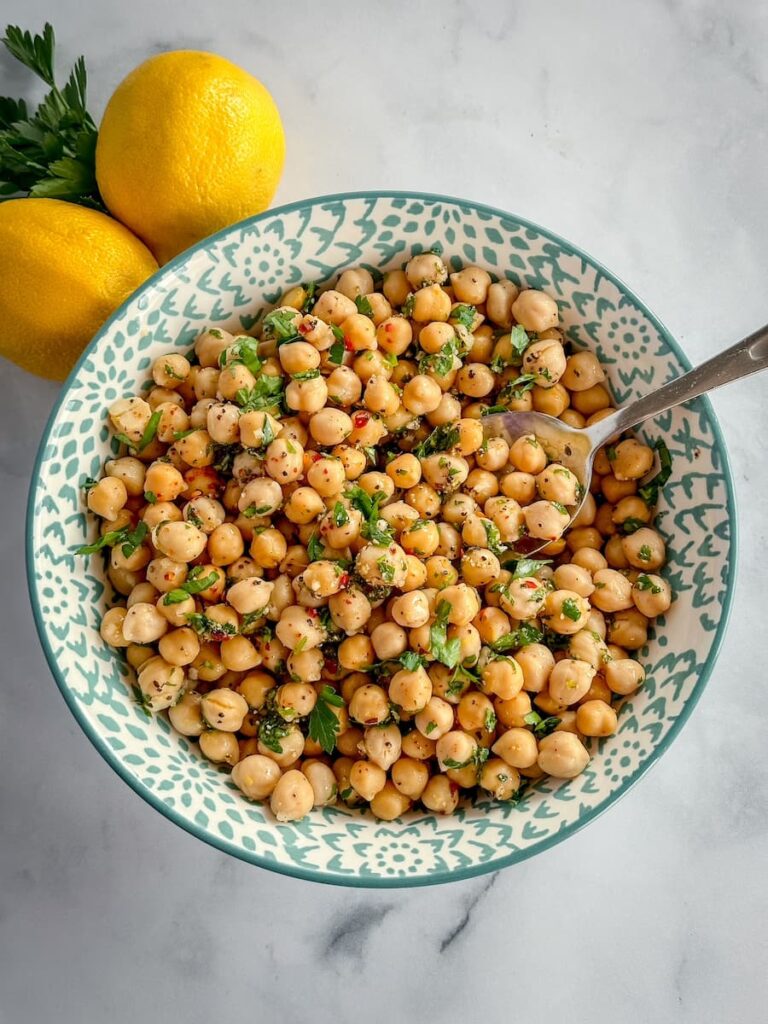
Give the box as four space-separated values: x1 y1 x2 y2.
324 656 338 674
307 608 318 618
310 451 322 462
297 321 311 335
344 335 355 351
385 322 394 333
353 412 369 428
522 579 539 589
338 573 350 588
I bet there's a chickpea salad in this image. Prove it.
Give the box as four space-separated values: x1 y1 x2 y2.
79 250 673 823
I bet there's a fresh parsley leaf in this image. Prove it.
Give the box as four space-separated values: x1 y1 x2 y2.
235 371 285 413
291 368 321 381
499 373 538 401
606 446 618 462
561 597 582 622
0 24 102 207
163 569 219 605
425 721 437 735
219 335 262 376
484 708 497 732
638 544 652 562
413 423 459 458
354 294 374 318
550 501 569 515
523 710 561 738
376 556 396 584
81 475 98 492
346 485 394 545
638 439 672 507
114 410 161 453
481 405 507 416
509 324 530 358
185 613 237 641
621 517 647 534
328 334 345 365
301 281 318 313
258 714 292 754
429 600 461 669
262 309 300 343
635 574 662 594
482 520 505 557
243 504 272 519
399 651 427 671
417 336 459 377
76 520 147 557
144 490 157 504
307 531 325 561
401 293 415 318
504 557 552 578
488 622 543 653
450 304 477 330
308 685 345 754
332 501 349 527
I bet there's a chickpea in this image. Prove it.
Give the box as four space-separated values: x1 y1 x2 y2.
537 731 590 779
265 437 305 483
515 644 556 693
405 482 442 519
231 754 281 801
329 586 372 633
137 656 185 712
548 658 596 705
308 408 352 448
512 289 559 332
370 781 411 820
509 435 548 474
608 608 648 650
356 541 409 589
475 437 509 472
312 289 357 325
250 528 288 569
414 696 454 740
401 730 436 761
603 657 644 696
621 527 666 570
348 684 389 726
632 573 672 617
435 730 477 772
478 758 520 800
536 464 580 506
275 605 326 652
389 591 430 629
363 723 402 770
571 383 612 416
402 373 443 415
567 629 610 671
349 760 387 802
157 626 199 667
166 690 204 737
456 363 495 398
492 727 539 769
87 477 128 520
301 760 338 807
109 396 152 444
522 339 567 386
591 568 634 612
199 688 248 732
457 691 495 733
389 667 432 713
576 699 618 738
461 548 500 588
571 547 608 574
194 327 232 367
611 438 655 481
561 350 605 392
604 535 630 569
450 265 491 304
120 601 168 644
411 283 452 322
105 456 146 498
100 606 129 647
406 252 448 289
421 775 459 814
269 769 314 822
391 757 430 800
481 656 525 700
383 269 410 306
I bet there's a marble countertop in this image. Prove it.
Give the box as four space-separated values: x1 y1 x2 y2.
2 1 767 1021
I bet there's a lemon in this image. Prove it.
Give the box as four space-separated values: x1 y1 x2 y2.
0 199 157 381
96 51 285 265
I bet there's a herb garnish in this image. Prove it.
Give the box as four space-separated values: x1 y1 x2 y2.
162 567 219 605
635 574 662 594
638 439 672 507
346 485 394 545
76 520 147 557
488 622 543 653
412 423 459 458
450 304 477 331
354 295 374 318
561 597 582 622
308 685 345 754
114 409 161 453
523 710 561 737
429 600 461 669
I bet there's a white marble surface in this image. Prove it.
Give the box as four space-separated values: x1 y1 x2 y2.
1 1 767 1021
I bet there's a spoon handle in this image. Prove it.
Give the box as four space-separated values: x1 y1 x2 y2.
586 323 768 446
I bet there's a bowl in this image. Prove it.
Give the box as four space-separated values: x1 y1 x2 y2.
27 191 737 886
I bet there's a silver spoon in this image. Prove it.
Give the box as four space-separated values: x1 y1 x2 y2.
483 324 768 556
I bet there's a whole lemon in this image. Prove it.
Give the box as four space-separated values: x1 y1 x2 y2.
0 199 158 381
96 51 285 265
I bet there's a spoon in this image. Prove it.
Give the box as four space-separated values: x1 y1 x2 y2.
483 323 768 556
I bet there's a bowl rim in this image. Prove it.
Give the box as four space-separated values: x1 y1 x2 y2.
26 189 739 887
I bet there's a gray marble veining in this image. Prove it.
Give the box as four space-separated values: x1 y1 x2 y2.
1 1 767 1022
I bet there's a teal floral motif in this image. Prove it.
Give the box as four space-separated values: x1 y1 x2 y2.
26 192 736 887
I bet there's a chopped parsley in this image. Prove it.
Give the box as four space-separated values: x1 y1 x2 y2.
262 309 300 344
484 709 497 732
307 531 325 561
638 544 652 562
450 304 477 330
550 501 569 515
620 517 646 534
376 556 396 583
490 324 530 373
400 650 427 671
185 613 237 641
413 423 459 458
258 714 292 754
401 293 415 318
354 294 374 318
332 501 350 527
638 439 672 507
76 520 148 558
561 597 582 622
523 710 561 737
291 368 321 381
417 335 460 377
482 520 506 557
498 373 538 401
505 557 552 578
635 574 662 594
429 600 461 669
114 409 161 453
218 335 262 376
143 490 157 504
235 370 285 413
346 485 394 545
300 281 318 312
488 622 543 653
163 567 220 605
425 721 437 735
308 685 345 754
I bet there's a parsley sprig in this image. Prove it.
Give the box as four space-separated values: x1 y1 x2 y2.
113 409 161 452
76 520 147 557
488 622 543 653
162 566 219 605
638 439 672 507
0 23 102 206
429 600 461 669
412 423 459 459
345 485 394 545
307 685 345 754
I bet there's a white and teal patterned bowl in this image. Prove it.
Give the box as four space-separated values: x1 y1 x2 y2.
26 192 737 886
